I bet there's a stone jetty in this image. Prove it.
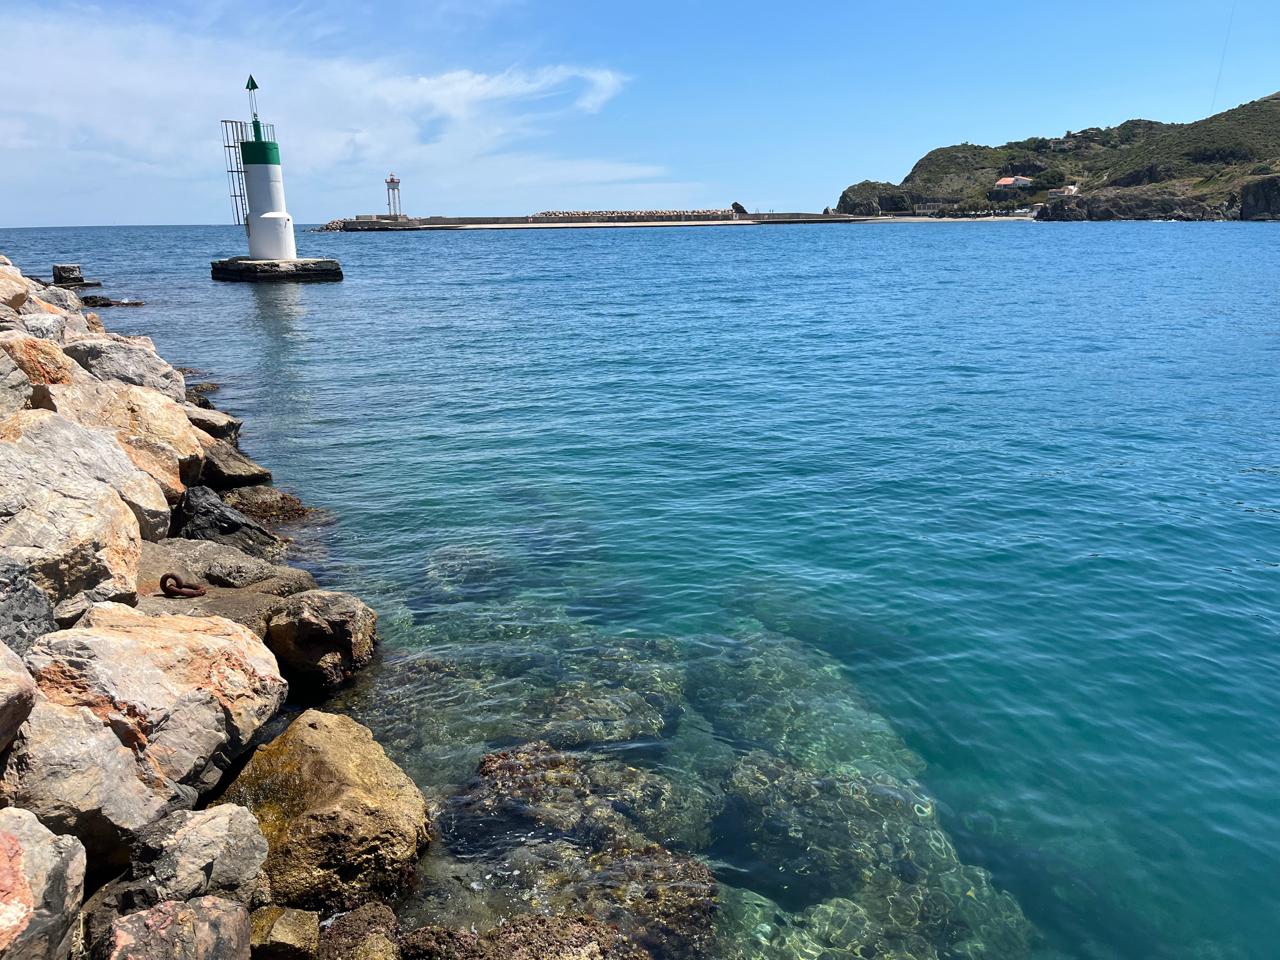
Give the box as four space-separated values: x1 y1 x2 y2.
0 254 646 960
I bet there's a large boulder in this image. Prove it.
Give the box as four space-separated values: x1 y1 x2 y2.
62 336 185 402
0 560 56 655
0 266 35 311
250 906 320 960
199 438 271 489
1 349 32 416
219 710 428 911
130 805 268 905
80 805 269 957
0 420 142 618
263 591 377 697
1 603 287 867
0 333 88 400
0 807 86 960
31 285 84 313
221 486 308 527
0 409 170 541
134 539 316 637
37 378 206 501
0 643 36 752
173 486 280 559
107 896 250 960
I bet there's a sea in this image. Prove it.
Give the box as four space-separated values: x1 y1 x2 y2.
1 221 1276 960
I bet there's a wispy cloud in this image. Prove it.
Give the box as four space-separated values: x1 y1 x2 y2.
0 4 677 225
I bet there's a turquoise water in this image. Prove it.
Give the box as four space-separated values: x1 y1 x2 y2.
2 223 1277 959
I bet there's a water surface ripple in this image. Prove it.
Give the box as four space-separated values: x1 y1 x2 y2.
2 222 1276 959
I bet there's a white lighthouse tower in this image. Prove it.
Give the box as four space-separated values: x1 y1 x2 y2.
240 76 296 259
212 76 342 281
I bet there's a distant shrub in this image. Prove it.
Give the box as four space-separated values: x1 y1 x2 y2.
1184 143 1256 165
1249 163 1274 175
1031 169 1067 190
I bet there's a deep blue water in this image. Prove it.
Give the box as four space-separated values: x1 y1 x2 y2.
2 222 1277 959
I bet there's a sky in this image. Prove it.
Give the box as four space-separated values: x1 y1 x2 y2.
1 0 1276 226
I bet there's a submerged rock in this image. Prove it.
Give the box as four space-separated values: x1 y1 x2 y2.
219 710 428 911
444 742 716 958
721 750 1033 958
174 486 281 559
0 807 86 960
400 914 648 960
107 896 251 960
2 603 286 867
221 485 309 526
317 903 398 960
262 590 378 697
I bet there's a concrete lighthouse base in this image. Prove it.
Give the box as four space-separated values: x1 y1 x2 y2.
211 257 344 282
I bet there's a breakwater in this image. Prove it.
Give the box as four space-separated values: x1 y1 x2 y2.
330 211 865 231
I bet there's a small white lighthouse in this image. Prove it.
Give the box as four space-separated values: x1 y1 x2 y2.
386 173 403 219
212 76 342 282
240 76 296 259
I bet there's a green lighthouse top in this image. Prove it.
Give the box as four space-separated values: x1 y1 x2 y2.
239 74 280 165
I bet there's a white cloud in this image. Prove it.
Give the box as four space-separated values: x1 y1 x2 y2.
0 5 676 225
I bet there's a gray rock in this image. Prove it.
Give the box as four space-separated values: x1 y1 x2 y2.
183 404 242 443
183 404 241 445
0 560 56 655
263 590 377 697
1 348 32 417
2 603 286 868
0 642 36 752
137 538 315 595
0 304 26 335
200 438 272 489
131 805 269 905
0 807 87 960
0 409 170 541
174 486 280 559
316 903 397 960
32 285 84 313
107 896 251 960
61 337 186 401
0 416 142 613
16 310 65 343
251 906 320 960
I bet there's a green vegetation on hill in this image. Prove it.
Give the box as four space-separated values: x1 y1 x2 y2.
838 93 1280 220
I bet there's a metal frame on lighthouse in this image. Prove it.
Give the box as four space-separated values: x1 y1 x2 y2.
222 76 297 261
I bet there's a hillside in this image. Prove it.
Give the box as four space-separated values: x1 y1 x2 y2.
838 94 1280 220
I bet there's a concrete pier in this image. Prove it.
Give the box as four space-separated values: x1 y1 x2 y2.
210 257 343 282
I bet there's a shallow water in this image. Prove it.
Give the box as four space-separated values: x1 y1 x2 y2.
2 221 1277 959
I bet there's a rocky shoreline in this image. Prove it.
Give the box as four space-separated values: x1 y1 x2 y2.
0 254 660 959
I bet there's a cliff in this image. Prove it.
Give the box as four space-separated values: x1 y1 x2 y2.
837 93 1280 221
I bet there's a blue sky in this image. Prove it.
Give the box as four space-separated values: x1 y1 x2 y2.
2 0 1276 226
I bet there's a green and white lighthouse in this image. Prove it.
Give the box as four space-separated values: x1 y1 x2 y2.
213 76 342 281
229 76 297 260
